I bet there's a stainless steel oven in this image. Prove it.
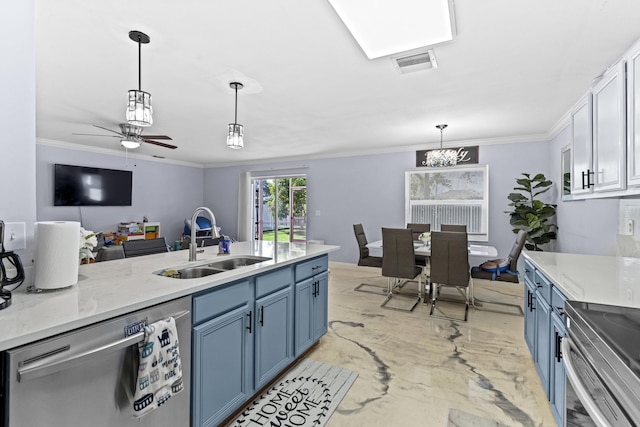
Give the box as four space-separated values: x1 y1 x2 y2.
563 301 640 427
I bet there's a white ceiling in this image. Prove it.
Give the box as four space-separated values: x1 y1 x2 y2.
35 0 640 167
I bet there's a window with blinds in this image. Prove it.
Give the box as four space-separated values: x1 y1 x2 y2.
405 165 489 241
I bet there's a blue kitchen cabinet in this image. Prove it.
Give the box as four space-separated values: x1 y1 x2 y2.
534 289 551 397
254 267 294 390
522 256 567 427
549 288 567 426
192 280 253 427
191 264 306 427
523 261 536 353
294 255 329 356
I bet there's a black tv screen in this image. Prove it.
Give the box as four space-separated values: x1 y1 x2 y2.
54 164 133 206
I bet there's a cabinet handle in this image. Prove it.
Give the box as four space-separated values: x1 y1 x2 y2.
529 293 536 312
315 280 320 297
259 306 264 326
246 311 252 334
582 169 595 189
555 332 563 362
312 265 321 271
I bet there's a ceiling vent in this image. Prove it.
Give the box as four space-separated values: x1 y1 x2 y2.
392 49 437 74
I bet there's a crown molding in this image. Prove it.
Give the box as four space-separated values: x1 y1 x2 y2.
36 138 204 168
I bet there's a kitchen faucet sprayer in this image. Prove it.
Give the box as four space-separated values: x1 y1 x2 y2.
189 207 220 262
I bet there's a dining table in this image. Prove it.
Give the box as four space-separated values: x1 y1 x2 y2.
366 240 498 258
365 239 499 302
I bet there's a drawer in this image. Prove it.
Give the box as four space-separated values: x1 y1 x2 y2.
255 266 293 298
550 286 567 317
295 255 328 282
523 259 535 284
534 270 552 304
193 279 251 324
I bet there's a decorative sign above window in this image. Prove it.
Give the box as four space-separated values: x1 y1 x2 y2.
416 146 479 167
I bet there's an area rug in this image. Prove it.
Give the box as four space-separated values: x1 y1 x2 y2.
226 359 358 427
447 408 509 427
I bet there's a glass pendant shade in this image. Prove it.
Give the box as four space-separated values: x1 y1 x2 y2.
121 138 141 149
126 90 153 127
425 148 457 167
227 82 245 149
426 123 457 167
126 31 153 127
227 123 244 149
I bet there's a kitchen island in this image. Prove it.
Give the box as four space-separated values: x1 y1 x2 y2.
0 241 338 352
0 241 339 427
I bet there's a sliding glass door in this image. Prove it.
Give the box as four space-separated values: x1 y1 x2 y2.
253 176 306 243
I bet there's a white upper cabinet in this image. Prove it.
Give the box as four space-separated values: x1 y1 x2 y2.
592 60 626 192
570 93 593 195
627 41 640 187
569 60 627 198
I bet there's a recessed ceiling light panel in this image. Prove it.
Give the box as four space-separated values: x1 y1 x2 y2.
327 0 455 59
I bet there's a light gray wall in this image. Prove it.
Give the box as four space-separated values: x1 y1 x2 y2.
0 0 37 282
204 139 552 264
550 125 620 255
36 145 205 244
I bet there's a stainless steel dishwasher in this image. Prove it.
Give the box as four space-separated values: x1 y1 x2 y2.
2 295 191 427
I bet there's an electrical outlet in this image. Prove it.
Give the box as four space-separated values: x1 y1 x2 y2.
3 222 26 251
627 288 634 303
627 219 635 236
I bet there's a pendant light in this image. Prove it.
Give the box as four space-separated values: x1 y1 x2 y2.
426 124 457 167
126 30 153 127
227 82 244 149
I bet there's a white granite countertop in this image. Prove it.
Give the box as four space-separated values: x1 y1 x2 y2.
522 250 640 308
0 241 339 352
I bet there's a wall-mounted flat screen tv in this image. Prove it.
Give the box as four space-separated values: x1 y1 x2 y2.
54 164 133 206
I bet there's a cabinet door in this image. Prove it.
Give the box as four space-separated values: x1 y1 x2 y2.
295 277 315 356
254 286 294 389
571 93 594 195
550 313 566 427
524 280 536 356
312 271 329 341
628 44 640 186
192 304 253 427
593 60 627 192
534 294 551 398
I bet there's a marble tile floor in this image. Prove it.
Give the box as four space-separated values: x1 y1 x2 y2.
306 262 556 427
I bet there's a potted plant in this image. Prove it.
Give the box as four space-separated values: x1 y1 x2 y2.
505 173 557 251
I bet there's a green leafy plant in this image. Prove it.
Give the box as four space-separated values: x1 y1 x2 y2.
505 173 557 251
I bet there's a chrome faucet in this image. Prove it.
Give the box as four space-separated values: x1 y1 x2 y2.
189 206 221 261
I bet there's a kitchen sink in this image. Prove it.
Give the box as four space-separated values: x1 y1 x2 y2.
174 267 226 279
206 256 272 270
156 256 272 279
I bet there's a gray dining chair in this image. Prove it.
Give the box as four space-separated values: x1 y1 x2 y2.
429 231 471 321
353 224 383 268
470 230 528 316
353 224 386 294
406 223 430 275
440 224 467 232
381 227 422 311
122 237 169 258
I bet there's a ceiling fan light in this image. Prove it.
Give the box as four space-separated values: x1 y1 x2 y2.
227 123 244 149
121 138 141 149
126 90 153 127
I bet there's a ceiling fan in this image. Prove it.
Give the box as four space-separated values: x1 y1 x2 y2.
73 124 177 149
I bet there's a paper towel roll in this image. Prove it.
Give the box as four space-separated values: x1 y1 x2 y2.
34 221 81 290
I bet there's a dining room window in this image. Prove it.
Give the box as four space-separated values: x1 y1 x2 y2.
405 165 489 241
